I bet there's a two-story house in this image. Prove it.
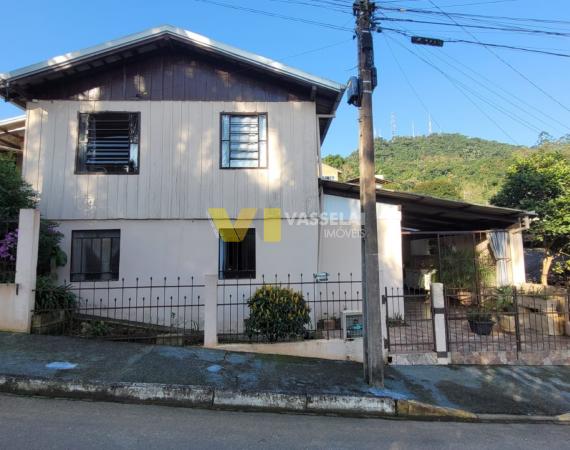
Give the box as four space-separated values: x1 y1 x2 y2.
1 25 530 309
1 26 346 284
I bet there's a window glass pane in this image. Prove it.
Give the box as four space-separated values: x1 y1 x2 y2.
71 230 120 282
76 112 140 174
258 114 267 141
100 238 112 275
110 238 120 277
84 239 101 278
221 114 266 169
219 229 255 279
221 114 230 141
221 142 230 167
230 159 258 168
129 143 139 173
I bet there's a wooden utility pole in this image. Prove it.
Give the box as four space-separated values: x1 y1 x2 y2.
354 0 384 386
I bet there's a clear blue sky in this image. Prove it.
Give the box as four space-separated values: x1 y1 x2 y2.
1 0 569 156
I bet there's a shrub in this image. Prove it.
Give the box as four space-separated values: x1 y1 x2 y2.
467 308 493 323
37 220 67 276
34 276 76 311
486 286 515 312
245 285 311 342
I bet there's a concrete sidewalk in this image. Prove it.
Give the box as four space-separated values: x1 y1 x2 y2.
0 333 569 419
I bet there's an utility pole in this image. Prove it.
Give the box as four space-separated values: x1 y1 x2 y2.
353 0 384 387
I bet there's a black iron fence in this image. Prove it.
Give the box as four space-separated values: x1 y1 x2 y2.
217 273 362 343
0 219 18 283
31 277 204 345
383 287 434 353
446 286 570 353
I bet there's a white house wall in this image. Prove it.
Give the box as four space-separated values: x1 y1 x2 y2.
23 100 319 221
318 194 404 315
54 218 319 333
55 219 319 284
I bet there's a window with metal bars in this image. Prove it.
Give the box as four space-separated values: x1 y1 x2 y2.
70 230 120 282
76 112 140 174
221 113 267 168
218 228 256 279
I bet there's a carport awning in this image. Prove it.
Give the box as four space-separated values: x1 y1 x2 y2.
320 179 534 232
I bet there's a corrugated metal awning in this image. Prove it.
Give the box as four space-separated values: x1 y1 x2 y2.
320 179 534 232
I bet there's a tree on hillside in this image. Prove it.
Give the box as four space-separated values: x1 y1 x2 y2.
491 152 570 285
322 154 345 170
410 178 463 201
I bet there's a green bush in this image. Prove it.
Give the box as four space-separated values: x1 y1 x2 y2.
467 308 493 323
486 286 515 312
34 276 76 311
245 285 311 342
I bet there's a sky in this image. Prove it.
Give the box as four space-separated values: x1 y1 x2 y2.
1 0 569 157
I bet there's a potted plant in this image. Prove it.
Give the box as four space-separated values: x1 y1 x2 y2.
31 276 76 334
467 308 494 335
487 286 516 333
317 313 339 331
439 248 478 306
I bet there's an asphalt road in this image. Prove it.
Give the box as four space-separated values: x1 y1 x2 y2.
0 394 568 450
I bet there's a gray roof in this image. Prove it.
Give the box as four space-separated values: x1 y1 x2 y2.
0 25 344 93
320 179 533 232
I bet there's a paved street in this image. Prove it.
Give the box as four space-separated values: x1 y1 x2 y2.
3 333 570 416
0 394 568 450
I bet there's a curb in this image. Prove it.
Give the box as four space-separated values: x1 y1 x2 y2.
0 374 568 423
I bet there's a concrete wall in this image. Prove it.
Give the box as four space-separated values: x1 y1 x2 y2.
0 209 41 333
23 100 319 221
55 218 319 284
217 338 364 363
509 228 526 286
317 194 404 314
0 285 19 331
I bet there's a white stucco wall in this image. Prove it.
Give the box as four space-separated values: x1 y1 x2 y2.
318 194 404 316
54 218 322 333
509 228 526 286
55 219 319 284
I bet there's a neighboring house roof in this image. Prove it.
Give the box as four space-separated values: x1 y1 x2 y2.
0 115 25 153
320 179 534 232
0 25 345 140
345 175 391 186
321 163 342 174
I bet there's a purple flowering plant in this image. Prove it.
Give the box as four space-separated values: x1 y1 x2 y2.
0 229 18 262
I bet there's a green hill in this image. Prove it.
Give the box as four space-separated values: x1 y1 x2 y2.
323 133 570 204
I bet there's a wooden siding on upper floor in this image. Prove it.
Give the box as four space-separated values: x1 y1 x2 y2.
23 100 320 220
29 50 314 104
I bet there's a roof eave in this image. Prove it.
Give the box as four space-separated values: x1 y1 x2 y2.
320 179 535 219
0 25 344 94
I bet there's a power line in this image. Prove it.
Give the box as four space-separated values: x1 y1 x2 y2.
446 39 570 58
426 0 570 114
192 0 353 32
379 4 570 27
265 0 350 15
381 27 570 58
418 43 564 135
382 34 444 132
385 34 520 143
421 43 570 133
379 17 570 37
